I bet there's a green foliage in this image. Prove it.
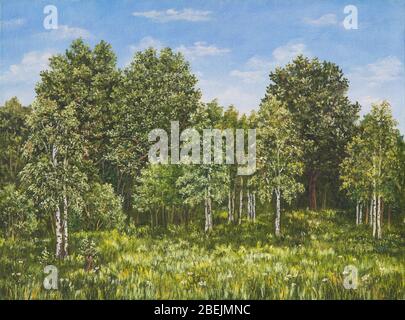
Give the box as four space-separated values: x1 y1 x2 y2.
341 101 401 205
0 97 30 187
257 96 304 203
21 99 88 215
73 183 125 232
107 47 200 195
0 184 37 238
265 56 359 208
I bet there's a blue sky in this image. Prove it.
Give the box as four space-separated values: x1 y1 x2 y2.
0 0 404 132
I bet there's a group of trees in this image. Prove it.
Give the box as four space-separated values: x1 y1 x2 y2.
340 102 404 238
0 39 404 258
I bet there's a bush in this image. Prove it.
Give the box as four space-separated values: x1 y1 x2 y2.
72 183 125 232
0 184 37 238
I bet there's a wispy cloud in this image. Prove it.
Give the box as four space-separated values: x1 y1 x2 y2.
176 42 230 60
35 25 91 41
0 50 54 85
230 42 310 83
0 50 55 105
304 13 338 26
198 42 311 112
348 56 404 120
348 56 403 86
132 8 211 23
129 36 164 53
0 18 26 29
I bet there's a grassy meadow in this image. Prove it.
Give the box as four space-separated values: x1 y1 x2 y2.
1 209 403 300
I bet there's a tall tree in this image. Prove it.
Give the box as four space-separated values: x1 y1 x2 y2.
264 56 359 210
177 101 228 232
221 106 239 223
108 47 201 211
0 97 30 187
257 96 304 236
21 99 87 258
362 101 400 238
35 39 120 183
341 101 400 238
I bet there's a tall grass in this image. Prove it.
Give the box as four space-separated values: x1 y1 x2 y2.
0 210 404 299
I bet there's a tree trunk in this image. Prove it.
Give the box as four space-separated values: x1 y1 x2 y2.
252 192 256 223
376 196 382 239
239 177 243 224
372 193 377 238
275 189 281 237
208 192 213 232
365 202 369 225
228 190 234 223
205 186 213 233
52 145 63 258
204 192 208 232
62 185 68 258
387 206 391 228
247 190 251 220
380 198 384 227
356 201 359 225
308 171 318 210
232 190 235 223
55 205 63 258
359 202 363 224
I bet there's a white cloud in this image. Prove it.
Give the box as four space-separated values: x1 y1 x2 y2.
36 25 91 41
272 42 310 65
132 8 211 23
230 42 310 83
176 42 230 60
198 77 262 112
129 36 164 53
348 56 405 133
348 56 403 86
229 70 263 84
304 13 338 26
0 50 55 105
0 18 26 29
0 51 54 85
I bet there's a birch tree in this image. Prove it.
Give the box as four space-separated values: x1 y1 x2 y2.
21 99 87 258
341 101 400 238
257 97 304 236
340 134 371 225
362 101 399 239
177 101 228 232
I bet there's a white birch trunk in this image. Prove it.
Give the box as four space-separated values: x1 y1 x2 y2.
377 196 382 239
359 202 363 224
228 190 233 223
55 205 62 258
231 191 235 223
204 189 209 232
52 145 63 258
247 190 251 220
62 184 68 257
239 178 243 224
356 201 359 225
275 189 281 237
207 186 213 232
252 193 256 223
372 192 377 238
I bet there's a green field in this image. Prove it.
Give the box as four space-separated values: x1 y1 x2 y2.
1 210 403 300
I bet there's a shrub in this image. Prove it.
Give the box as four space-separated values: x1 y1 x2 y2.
72 183 125 232
0 184 37 238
